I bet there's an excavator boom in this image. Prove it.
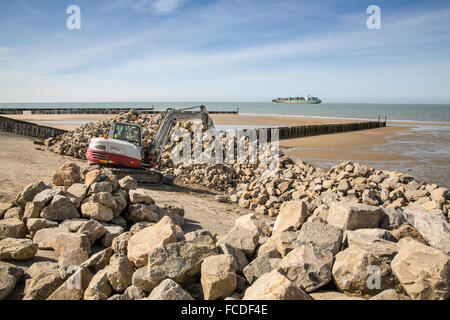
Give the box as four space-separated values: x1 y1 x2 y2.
144 105 214 164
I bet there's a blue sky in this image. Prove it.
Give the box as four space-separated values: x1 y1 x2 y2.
0 0 450 103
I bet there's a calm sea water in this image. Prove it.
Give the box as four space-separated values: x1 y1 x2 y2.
1 102 449 122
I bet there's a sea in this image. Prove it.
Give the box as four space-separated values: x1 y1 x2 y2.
1 102 450 122
1 102 449 187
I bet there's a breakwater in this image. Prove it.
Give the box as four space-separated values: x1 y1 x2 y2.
0 108 239 115
238 119 386 140
0 115 68 138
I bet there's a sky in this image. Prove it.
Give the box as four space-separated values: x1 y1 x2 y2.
0 0 450 103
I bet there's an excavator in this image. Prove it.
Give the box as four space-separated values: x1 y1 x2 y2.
86 105 214 185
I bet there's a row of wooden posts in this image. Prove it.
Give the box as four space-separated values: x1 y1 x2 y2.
0 112 387 141
0 115 68 139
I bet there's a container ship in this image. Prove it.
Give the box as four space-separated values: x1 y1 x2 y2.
272 94 321 104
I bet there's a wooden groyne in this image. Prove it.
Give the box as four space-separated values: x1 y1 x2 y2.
0 111 386 141
276 120 386 140
240 119 387 140
0 115 68 139
0 108 155 115
0 108 239 115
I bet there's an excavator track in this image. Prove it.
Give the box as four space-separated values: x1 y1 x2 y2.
105 167 166 186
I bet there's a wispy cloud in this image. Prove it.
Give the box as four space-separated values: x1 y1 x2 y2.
105 0 189 14
0 0 449 103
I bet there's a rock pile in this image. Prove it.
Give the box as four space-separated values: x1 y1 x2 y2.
44 112 162 160
0 162 449 300
44 111 450 212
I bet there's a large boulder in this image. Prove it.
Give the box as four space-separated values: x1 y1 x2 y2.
83 268 113 300
84 169 102 187
112 192 127 218
0 218 26 240
127 216 177 268
77 220 107 245
403 207 450 255
14 181 48 208
0 238 38 260
23 203 41 220
147 279 193 300
118 176 137 191
217 226 259 259
33 227 68 249
278 244 334 292
380 207 406 230
53 232 91 256
0 203 13 220
243 269 311 300
47 267 93 300
41 195 80 221
0 273 16 300
26 219 58 236
33 189 60 210
52 162 81 187
272 200 307 235
243 250 281 284
66 183 88 208
218 244 249 273
147 236 218 286
100 224 125 247
235 214 271 237
106 254 134 292
88 192 117 209
80 202 114 222
58 248 89 278
88 182 113 195
127 204 160 223
111 232 132 255
80 248 113 275
390 224 428 244
327 202 384 230
275 231 300 257
0 261 25 282
23 270 64 300
297 220 343 255
332 245 400 298
3 207 23 220
342 229 398 254
391 238 450 300
132 267 160 293
129 189 155 205
201 254 237 300
59 218 88 232
26 261 58 279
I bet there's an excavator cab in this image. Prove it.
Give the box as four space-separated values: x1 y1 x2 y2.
110 121 142 148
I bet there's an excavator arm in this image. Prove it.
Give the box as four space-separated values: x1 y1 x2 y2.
143 105 214 165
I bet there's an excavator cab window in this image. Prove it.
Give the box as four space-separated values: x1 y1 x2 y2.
112 123 142 147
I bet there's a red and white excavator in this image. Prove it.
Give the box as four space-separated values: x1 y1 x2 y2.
86 105 214 185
